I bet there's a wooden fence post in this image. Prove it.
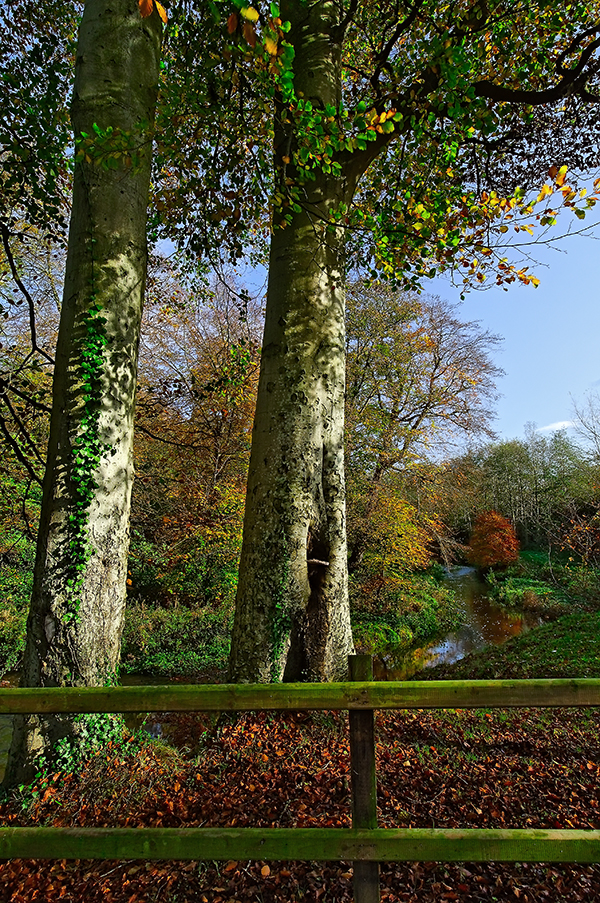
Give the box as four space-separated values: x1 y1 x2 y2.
349 654 380 903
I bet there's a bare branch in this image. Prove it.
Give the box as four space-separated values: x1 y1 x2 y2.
0 409 43 486
0 225 55 365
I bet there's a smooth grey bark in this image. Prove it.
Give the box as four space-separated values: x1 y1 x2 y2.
4 0 162 786
228 1 356 683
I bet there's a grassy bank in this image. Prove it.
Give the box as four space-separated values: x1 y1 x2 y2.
0 599 235 680
414 609 600 681
485 551 600 619
0 568 460 679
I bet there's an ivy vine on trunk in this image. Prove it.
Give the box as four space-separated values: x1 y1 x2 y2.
4 0 163 787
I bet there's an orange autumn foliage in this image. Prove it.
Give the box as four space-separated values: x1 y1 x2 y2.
467 510 519 570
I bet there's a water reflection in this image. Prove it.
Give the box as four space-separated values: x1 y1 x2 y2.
374 566 542 680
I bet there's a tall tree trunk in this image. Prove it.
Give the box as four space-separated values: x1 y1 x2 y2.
228 1 355 683
4 0 162 786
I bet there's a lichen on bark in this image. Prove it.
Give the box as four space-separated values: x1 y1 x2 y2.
228 0 356 683
4 0 162 787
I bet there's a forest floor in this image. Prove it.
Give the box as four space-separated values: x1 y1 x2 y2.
2 698 600 902
2 579 600 903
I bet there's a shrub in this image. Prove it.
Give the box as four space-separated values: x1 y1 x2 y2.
467 511 519 570
121 602 233 676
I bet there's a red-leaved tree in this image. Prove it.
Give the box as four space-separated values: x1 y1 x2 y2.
468 511 520 570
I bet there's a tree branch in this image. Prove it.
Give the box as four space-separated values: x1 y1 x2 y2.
0 393 46 468
0 225 55 365
0 410 43 486
474 34 600 106
370 0 429 95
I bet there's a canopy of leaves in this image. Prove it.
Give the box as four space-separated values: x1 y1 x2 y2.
153 0 600 288
0 0 79 238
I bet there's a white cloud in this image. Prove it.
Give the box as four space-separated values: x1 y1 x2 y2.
536 420 575 433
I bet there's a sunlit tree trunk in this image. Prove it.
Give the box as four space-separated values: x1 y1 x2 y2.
4 0 162 786
228 1 355 682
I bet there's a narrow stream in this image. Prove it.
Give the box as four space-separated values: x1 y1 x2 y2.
374 565 542 680
0 568 541 778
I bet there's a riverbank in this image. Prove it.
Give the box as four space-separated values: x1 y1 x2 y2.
412 609 600 681
485 551 600 618
409 553 600 681
0 570 462 680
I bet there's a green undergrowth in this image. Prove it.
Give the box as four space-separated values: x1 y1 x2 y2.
415 610 600 681
0 533 35 674
120 599 233 676
0 526 236 678
0 598 234 680
128 532 239 608
486 550 600 619
351 570 460 663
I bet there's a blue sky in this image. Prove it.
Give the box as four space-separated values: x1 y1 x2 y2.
432 224 600 442
238 208 599 445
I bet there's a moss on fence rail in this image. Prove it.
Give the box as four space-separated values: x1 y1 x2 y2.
2 826 600 863
1 679 600 715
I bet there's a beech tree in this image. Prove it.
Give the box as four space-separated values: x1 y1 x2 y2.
4 0 162 785
345 283 502 569
228 0 600 681
154 0 600 681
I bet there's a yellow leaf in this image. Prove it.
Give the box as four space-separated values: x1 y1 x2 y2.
555 164 568 188
536 183 553 203
241 6 259 21
155 1 168 22
138 0 153 16
264 35 278 55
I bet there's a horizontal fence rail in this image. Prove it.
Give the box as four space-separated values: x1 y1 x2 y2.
3 667 600 902
2 678 600 715
3 827 600 864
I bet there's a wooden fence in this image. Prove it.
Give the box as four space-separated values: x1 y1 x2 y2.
2 655 600 903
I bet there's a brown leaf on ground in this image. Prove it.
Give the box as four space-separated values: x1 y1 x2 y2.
2 708 600 900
